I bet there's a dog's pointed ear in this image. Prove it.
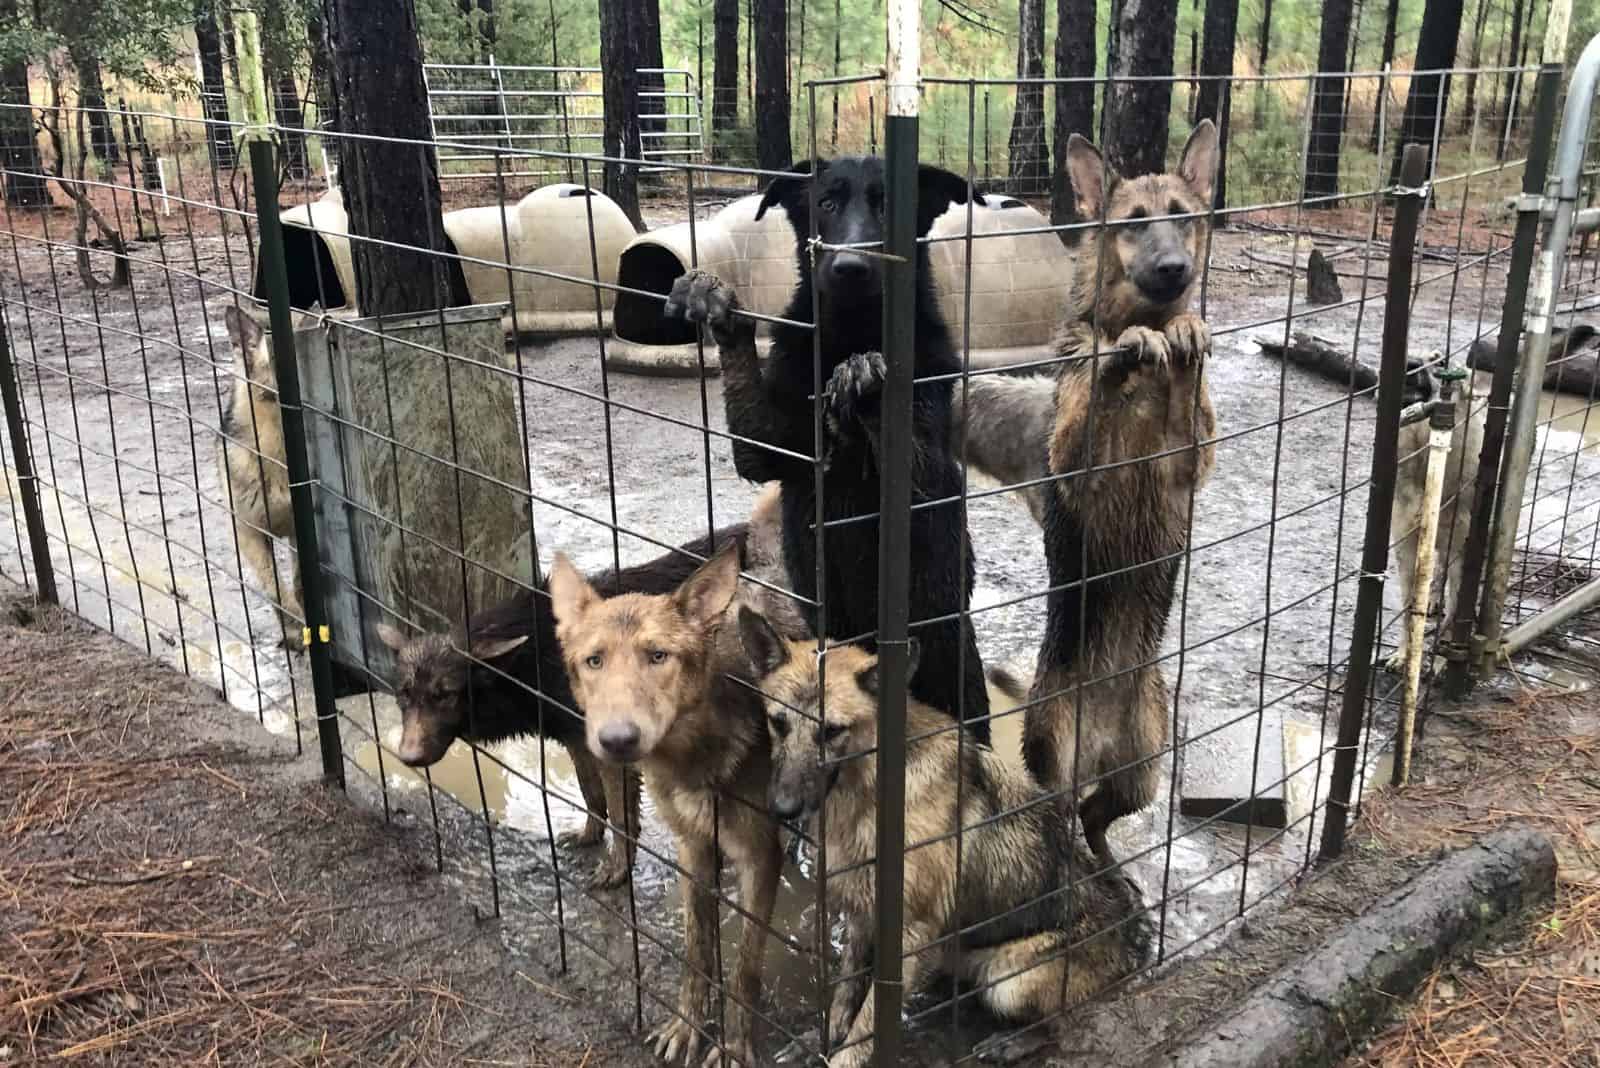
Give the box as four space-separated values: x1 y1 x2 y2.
1178 119 1219 205
471 633 529 662
915 164 984 235
223 304 265 355
676 543 741 629
375 622 409 652
547 553 598 628
854 639 920 698
755 159 818 221
737 606 788 677
1065 133 1112 220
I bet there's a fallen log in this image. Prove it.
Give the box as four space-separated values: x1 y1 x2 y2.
1465 323 1599 398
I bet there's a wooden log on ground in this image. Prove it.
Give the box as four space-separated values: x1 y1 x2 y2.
1466 323 1599 397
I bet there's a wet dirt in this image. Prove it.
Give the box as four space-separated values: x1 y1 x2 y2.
4 200 1600 1062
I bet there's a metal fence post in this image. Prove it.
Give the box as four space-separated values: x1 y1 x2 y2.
1319 143 1430 862
248 136 345 787
0 307 58 605
1439 57 1564 700
1476 28 1599 676
873 1 920 1063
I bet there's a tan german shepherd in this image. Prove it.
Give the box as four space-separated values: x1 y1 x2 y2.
548 544 781 1068
737 610 1151 1067
216 305 300 646
952 124 1221 867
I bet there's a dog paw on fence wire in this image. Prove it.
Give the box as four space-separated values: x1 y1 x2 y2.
1162 313 1211 368
663 269 749 349
823 350 887 466
647 1015 705 1066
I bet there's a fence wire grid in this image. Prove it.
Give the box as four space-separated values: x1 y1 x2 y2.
0 51 1594 1067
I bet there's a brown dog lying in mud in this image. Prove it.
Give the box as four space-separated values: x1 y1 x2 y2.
738 611 1152 1068
549 543 784 1068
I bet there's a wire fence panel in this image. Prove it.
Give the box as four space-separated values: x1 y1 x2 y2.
0 52 1575 1063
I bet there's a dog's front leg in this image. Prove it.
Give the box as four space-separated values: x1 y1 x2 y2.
827 911 873 1053
827 921 939 1068
1160 314 1216 489
650 835 720 1065
702 826 782 1068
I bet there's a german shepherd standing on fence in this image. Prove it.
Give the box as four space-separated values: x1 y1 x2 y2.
549 544 782 1068
954 123 1220 867
738 610 1151 1068
217 305 301 647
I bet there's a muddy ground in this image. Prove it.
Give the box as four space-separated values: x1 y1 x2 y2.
3 183 1600 1063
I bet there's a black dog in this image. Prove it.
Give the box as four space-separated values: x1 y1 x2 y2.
664 157 991 741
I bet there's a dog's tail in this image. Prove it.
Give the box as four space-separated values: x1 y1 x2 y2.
985 663 1031 706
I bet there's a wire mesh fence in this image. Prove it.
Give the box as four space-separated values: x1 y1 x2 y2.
0 49 1585 1064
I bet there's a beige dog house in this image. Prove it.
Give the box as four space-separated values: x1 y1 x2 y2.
264 184 636 335
606 192 1074 375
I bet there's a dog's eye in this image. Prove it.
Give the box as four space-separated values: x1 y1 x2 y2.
648 649 669 665
822 723 848 743
584 653 603 670
816 196 835 214
770 714 790 738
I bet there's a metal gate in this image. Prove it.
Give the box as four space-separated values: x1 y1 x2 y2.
422 61 705 182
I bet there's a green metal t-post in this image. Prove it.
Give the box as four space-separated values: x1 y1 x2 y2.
873 0 920 1063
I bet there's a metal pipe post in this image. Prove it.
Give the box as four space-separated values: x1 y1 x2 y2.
1477 29 1600 677
872 0 920 1062
1439 60 1563 700
249 138 345 786
0 307 58 604
1320 143 1430 861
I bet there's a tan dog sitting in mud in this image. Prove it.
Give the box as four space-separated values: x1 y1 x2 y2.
549 544 781 1068
949 123 1219 867
216 305 301 646
738 611 1152 1068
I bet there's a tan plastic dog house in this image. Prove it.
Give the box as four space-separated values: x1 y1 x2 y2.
606 192 1074 375
264 184 636 335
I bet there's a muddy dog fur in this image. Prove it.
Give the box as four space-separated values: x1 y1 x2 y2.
739 612 1152 1068
548 544 783 1068
375 486 801 891
664 157 992 741
217 306 302 646
953 124 1221 867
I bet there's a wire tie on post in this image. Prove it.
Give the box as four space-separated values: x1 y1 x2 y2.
806 235 908 265
1391 181 1432 200
1359 570 1388 584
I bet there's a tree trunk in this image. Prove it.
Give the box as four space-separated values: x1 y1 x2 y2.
477 0 497 63
195 3 237 171
1459 0 1490 130
1008 0 1049 192
1497 0 1526 159
1252 0 1272 125
1341 0 1363 131
1303 0 1353 204
0 0 49 208
72 52 120 165
639 0 666 138
1389 0 1464 182
1102 0 1179 178
261 0 309 179
1051 0 1096 225
326 0 458 315
713 0 739 144
1368 0 1399 151
1195 0 1237 209
306 6 337 132
598 0 645 227
754 0 791 171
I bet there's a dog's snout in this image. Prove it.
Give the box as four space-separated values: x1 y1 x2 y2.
597 721 642 760
1154 254 1190 283
829 252 872 284
770 791 804 821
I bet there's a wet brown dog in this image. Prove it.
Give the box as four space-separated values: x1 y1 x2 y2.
549 544 782 1068
739 612 1151 1067
953 124 1221 867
